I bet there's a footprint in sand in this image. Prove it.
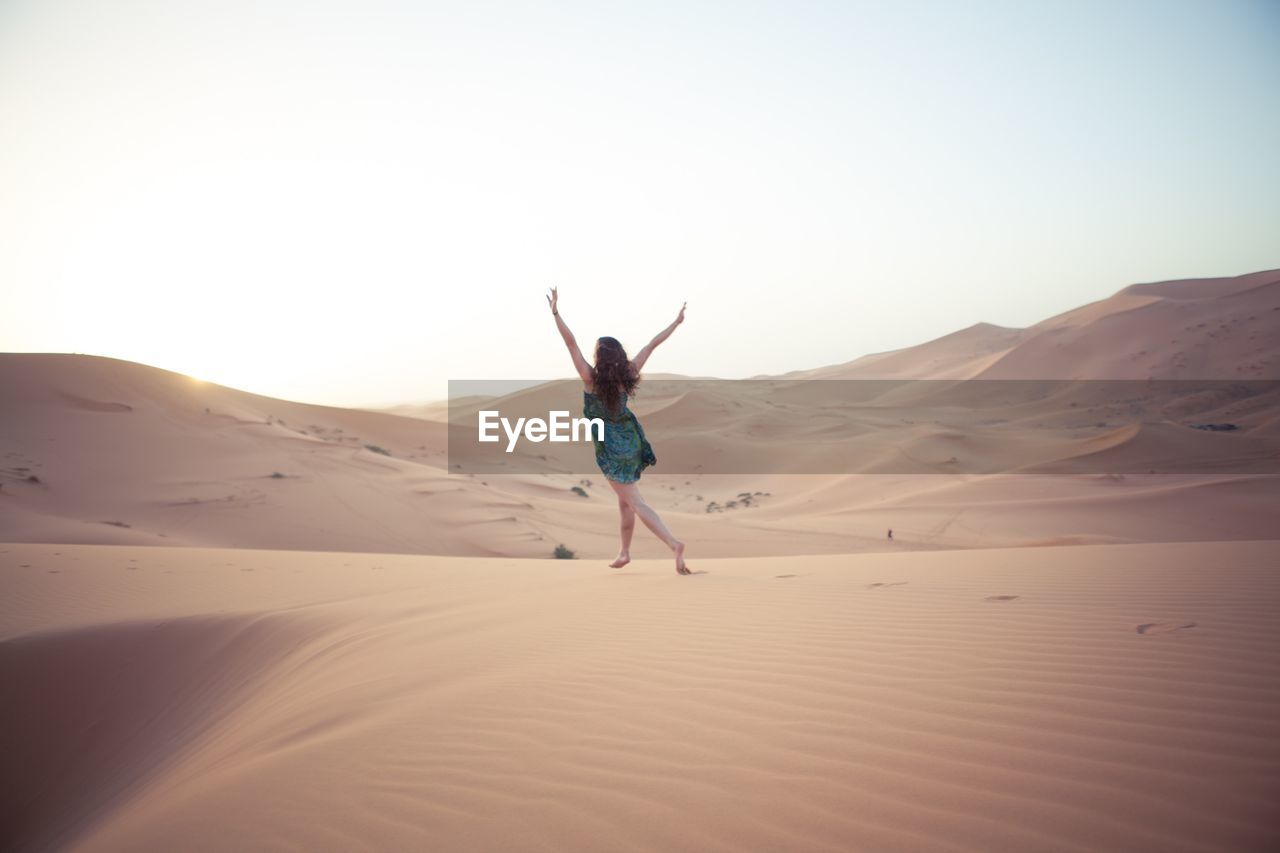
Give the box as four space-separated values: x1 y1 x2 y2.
1136 621 1197 636
985 594 1019 602
866 581 909 589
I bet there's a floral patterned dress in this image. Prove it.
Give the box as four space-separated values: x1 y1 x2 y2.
582 390 657 483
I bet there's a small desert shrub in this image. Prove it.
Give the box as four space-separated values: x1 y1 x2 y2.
570 486 588 498
553 544 575 559
270 472 286 479
365 444 391 456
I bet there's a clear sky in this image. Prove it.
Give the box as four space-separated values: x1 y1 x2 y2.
2 0 1277 407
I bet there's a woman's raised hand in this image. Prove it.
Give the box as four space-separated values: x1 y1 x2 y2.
546 287 559 315
676 301 687 324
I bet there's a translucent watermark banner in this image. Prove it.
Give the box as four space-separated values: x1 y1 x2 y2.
446 379 1280 475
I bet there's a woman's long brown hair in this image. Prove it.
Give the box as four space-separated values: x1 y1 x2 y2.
592 336 639 414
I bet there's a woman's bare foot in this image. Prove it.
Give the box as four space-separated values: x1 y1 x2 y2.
609 553 631 569
674 541 689 574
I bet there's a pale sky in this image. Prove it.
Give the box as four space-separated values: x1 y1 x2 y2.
2 0 1277 407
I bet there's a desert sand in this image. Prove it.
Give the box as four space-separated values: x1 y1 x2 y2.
2 270 1279 851
3 541 1279 852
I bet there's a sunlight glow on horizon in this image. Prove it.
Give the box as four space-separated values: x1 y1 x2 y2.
2 0 1277 407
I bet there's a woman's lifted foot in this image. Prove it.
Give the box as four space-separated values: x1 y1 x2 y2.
609 552 631 569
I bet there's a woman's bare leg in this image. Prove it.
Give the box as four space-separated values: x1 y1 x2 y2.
608 480 688 574
611 497 635 568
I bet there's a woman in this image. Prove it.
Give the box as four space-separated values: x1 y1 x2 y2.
547 287 690 575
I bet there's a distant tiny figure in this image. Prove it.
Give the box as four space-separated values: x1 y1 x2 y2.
548 287 690 575
887 528 893 540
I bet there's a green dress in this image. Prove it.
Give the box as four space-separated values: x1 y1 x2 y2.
583 390 656 483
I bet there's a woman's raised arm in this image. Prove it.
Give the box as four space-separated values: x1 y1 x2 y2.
547 287 594 385
630 302 686 373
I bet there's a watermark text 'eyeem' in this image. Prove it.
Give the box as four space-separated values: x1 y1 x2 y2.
478 410 604 453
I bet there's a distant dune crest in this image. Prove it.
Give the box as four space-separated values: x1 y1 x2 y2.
792 269 1280 381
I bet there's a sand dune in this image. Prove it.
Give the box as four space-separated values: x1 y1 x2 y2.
5 350 1276 555
4 270 1280 851
4 269 1280 559
3 541 1278 852
0 611 327 851
801 269 1280 381
978 273 1280 381
795 322 1029 380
